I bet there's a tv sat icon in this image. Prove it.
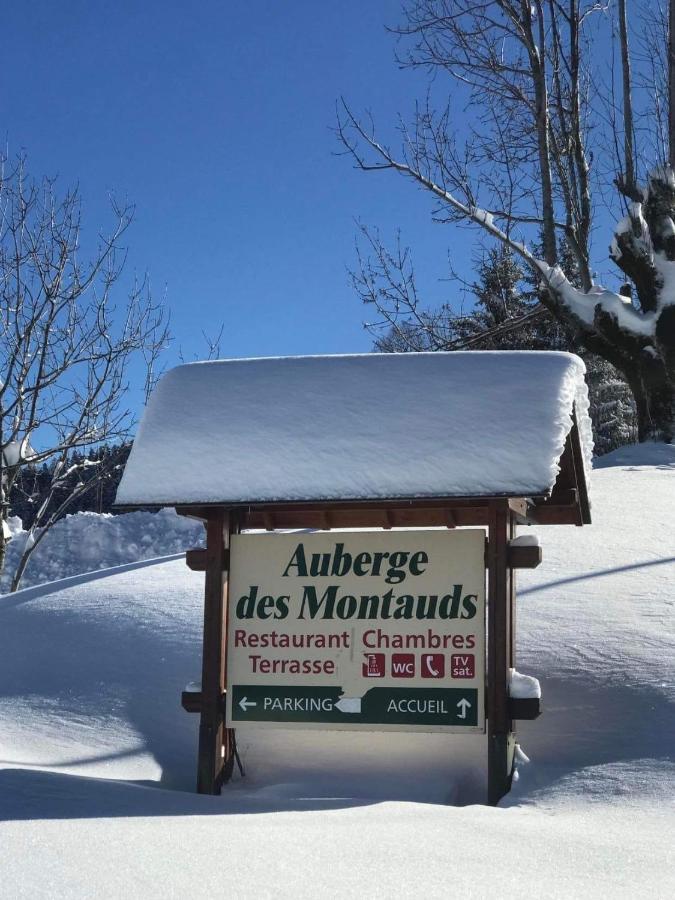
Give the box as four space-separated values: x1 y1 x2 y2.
363 653 385 677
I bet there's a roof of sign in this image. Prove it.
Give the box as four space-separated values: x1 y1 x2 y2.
116 351 592 520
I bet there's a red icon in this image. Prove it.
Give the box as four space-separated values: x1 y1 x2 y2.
391 653 415 678
362 653 385 677
451 654 475 678
421 653 445 679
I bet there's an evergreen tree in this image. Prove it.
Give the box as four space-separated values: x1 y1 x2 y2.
9 443 134 528
465 245 637 455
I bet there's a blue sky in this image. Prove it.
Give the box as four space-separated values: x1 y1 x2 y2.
2 1 480 379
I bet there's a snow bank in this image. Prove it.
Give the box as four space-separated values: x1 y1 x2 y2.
116 351 593 506
0 445 674 896
593 440 675 470
0 509 203 592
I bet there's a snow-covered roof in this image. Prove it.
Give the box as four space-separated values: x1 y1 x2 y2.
115 351 592 507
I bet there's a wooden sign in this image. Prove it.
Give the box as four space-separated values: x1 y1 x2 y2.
117 353 592 803
225 530 486 733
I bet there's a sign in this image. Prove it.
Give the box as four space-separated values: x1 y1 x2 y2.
225 530 486 733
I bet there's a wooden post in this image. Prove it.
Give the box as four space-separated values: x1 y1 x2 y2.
197 508 230 794
508 513 517 678
486 502 515 805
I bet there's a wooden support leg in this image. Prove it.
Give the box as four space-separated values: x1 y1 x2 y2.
487 503 515 806
507 512 517 788
197 509 231 795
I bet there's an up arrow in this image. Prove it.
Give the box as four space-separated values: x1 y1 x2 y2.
239 696 256 712
456 698 472 719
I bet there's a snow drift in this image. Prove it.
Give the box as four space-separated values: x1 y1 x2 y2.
0 509 203 592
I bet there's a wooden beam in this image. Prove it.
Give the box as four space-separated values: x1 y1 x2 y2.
262 512 275 532
507 542 542 569
570 406 591 524
508 516 517 709
554 434 577 495
543 487 578 506
181 690 226 715
133 493 588 530
182 691 202 714
486 504 514 805
176 506 212 521
508 697 542 720
531 488 582 526
196 509 230 795
173 492 583 529
531 504 581 526
185 548 230 572
242 506 492 531
173 494 547 514
186 549 207 572
543 413 590 527
508 498 530 523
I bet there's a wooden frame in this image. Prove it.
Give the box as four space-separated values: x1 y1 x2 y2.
192 509 240 794
179 497 545 804
173 426 589 803
486 503 515 805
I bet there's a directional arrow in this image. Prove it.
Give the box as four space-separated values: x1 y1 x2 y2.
456 698 472 719
238 696 257 712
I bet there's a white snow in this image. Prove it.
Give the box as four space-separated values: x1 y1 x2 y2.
614 214 632 236
1 443 673 896
535 261 656 338
658 216 675 238
116 352 593 506
509 668 541 699
0 508 203 592
649 163 675 190
1 438 37 467
472 207 495 229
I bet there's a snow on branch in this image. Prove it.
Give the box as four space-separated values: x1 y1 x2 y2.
337 101 657 341
533 261 655 338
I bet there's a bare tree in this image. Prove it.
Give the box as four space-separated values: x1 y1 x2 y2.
0 155 168 591
338 0 675 442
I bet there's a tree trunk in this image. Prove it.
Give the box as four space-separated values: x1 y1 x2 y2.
670 0 675 168
625 361 675 443
10 548 31 593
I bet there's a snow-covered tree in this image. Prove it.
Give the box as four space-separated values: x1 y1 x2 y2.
0 156 168 590
338 0 675 442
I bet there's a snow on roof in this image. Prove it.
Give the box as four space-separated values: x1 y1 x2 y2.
115 351 592 507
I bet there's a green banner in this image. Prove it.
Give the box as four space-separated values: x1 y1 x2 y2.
231 684 478 727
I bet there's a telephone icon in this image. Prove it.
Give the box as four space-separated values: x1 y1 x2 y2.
421 653 445 679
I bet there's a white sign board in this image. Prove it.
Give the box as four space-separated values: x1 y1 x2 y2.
225 530 486 733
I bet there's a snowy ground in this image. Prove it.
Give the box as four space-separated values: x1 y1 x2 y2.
0 444 673 898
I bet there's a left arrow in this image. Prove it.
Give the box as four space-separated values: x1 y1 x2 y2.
239 696 257 712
